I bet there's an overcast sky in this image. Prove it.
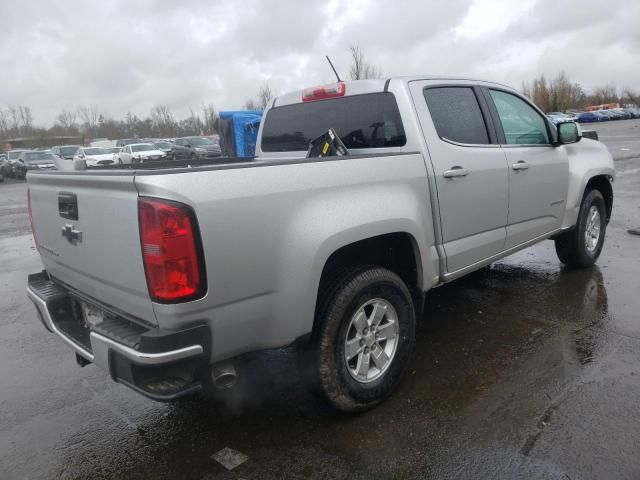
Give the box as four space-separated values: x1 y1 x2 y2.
1 0 638 126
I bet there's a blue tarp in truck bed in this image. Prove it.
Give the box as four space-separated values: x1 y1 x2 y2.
219 110 263 157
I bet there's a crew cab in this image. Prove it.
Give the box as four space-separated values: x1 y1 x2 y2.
26 77 614 411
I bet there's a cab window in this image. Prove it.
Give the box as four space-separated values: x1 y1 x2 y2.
424 86 490 145
261 93 406 152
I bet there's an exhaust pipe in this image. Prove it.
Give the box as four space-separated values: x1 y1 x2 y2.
211 361 237 390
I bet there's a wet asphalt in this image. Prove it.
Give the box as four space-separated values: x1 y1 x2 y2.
1 120 639 479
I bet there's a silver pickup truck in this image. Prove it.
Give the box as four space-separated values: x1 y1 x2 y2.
26 77 614 411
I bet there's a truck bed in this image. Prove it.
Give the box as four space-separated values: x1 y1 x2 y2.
28 151 435 361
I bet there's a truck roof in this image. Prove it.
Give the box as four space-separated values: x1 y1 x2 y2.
273 76 515 107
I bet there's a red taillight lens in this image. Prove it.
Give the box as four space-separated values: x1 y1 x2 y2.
302 82 346 102
138 197 206 303
27 188 39 251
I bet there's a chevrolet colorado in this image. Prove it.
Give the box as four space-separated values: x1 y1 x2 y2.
26 77 614 411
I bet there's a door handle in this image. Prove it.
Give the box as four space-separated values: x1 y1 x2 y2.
512 160 529 171
443 166 469 178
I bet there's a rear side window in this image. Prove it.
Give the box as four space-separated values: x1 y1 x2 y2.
423 87 490 145
261 93 406 152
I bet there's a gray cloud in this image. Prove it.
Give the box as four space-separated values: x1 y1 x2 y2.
0 0 637 126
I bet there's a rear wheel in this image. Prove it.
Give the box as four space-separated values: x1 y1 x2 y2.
555 189 607 268
315 266 415 412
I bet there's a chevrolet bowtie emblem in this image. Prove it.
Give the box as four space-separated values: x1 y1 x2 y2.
61 224 83 245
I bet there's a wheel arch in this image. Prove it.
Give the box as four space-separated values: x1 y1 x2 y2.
585 174 613 223
311 231 424 338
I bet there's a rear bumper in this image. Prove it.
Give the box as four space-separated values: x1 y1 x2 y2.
27 271 211 401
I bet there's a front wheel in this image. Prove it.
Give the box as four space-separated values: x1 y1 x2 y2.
555 189 607 268
315 266 416 412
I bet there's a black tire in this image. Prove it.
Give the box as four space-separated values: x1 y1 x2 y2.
555 189 607 268
315 266 415 412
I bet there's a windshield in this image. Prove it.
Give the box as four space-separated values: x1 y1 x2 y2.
8 151 24 160
84 147 107 155
185 137 214 146
59 146 79 156
24 152 56 163
105 147 121 153
131 144 156 152
154 142 171 149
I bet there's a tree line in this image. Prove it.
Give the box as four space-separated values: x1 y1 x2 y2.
521 72 638 113
0 103 220 142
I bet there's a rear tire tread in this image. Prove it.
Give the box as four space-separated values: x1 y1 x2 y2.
315 266 415 412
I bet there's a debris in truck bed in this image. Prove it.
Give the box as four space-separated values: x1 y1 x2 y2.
211 447 249 470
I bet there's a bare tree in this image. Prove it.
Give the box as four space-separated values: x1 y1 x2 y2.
189 108 202 135
201 103 217 134
348 45 382 80
624 89 639 106
150 105 176 136
0 109 9 137
7 105 20 133
257 83 273 110
590 85 618 105
18 106 33 134
244 99 258 110
3 105 33 135
77 104 100 133
521 72 586 111
56 109 77 133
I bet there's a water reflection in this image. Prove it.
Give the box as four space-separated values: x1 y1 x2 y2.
55 264 610 479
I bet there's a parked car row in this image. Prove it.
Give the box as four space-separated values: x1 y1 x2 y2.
0 136 223 179
1 149 57 179
97 136 222 163
546 107 640 124
575 108 640 123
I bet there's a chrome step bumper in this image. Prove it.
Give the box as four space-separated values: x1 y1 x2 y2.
27 271 211 401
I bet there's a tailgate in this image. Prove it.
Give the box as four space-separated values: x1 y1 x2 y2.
28 172 156 325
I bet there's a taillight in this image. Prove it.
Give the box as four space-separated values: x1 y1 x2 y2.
27 188 39 251
302 82 346 102
138 197 206 303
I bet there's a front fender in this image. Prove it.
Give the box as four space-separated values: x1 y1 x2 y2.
562 138 615 229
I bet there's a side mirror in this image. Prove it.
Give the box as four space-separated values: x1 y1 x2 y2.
556 121 581 145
